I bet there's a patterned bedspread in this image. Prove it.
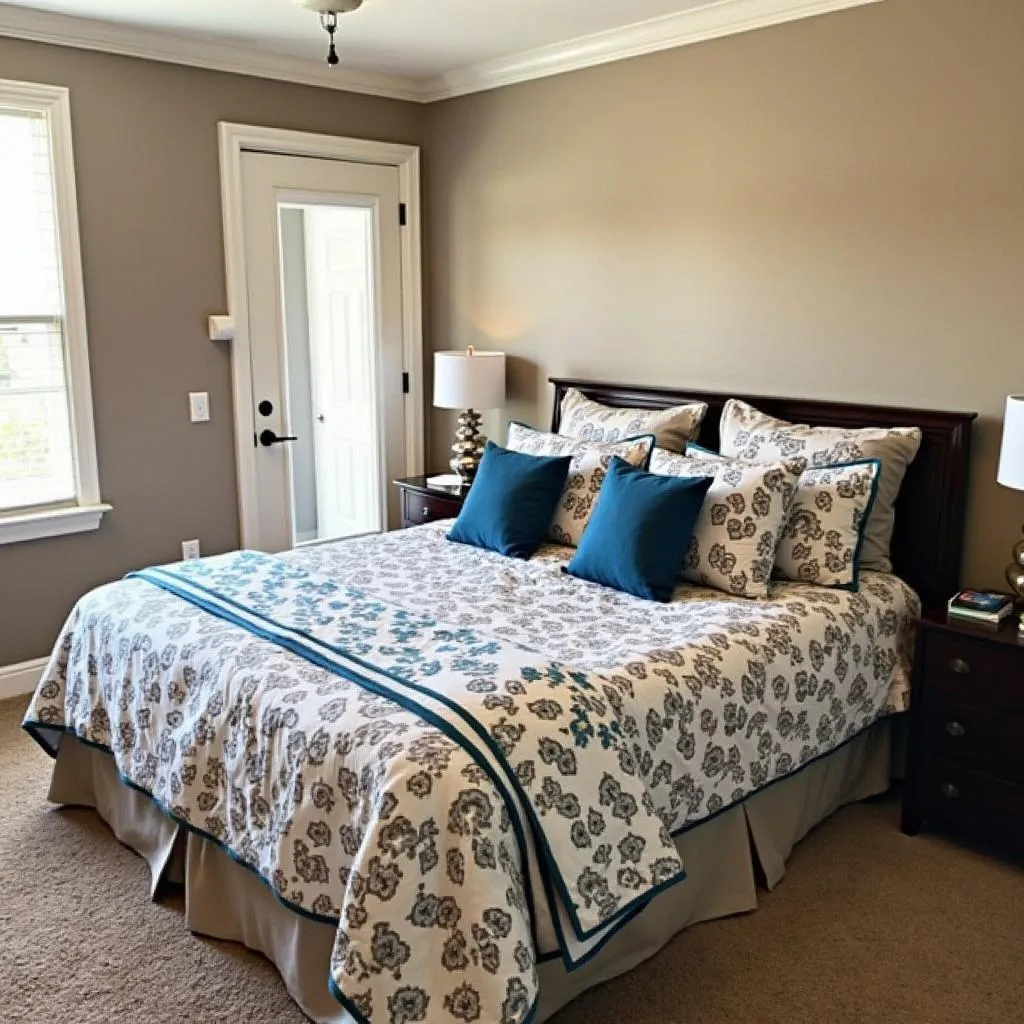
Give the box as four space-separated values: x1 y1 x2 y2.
24 522 919 1024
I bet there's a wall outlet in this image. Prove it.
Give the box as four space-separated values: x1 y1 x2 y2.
181 539 201 561
189 392 210 423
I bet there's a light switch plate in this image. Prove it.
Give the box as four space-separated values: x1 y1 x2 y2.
189 392 210 423
181 539 201 561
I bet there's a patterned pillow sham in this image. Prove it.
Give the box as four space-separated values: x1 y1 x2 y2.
773 460 881 589
506 422 654 547
688 444 882 589
719 399 922 574
559 387 707 453
649 448 804 599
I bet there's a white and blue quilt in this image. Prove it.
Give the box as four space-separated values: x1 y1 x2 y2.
23 522 918 1024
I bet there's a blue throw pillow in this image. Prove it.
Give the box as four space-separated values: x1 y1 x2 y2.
448 441 573 559
565 457 713 602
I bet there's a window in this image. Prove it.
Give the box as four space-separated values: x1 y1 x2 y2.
0 80 107 544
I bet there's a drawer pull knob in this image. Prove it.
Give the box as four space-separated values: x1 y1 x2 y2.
944 720 966 739
949 658 971 676
422 507 430 518
939 782 960 800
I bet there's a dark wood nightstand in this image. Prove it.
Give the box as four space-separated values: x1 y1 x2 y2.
394 476 469 529
901 611 1024 852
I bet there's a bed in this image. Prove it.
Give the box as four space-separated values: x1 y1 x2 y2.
23 381 975 1024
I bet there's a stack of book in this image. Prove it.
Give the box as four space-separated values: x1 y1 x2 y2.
947 590 1015 630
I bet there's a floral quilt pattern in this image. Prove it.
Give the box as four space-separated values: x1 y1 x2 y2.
24 523 919 1024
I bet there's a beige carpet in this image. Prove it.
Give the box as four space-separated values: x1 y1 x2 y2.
2 695 1021 1024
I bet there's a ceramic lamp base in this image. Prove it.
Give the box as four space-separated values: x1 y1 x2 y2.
450 409 486 482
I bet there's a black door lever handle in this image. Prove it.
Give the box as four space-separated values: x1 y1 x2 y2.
259 429 298 447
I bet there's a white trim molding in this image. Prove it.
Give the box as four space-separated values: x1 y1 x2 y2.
424 0 885 100
0 78 110 543
0 503 111 546
217 124 424 550
0 1 885 103
0 657 47 701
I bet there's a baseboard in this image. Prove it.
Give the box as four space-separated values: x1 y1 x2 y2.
0 657 47 701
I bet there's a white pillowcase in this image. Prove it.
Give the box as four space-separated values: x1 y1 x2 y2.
650 448 804 599
719 399 921 574
506 423 654 547
559 387 707 453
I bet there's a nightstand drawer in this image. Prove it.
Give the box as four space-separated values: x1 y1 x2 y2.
921 693 1024 784
919 756 1024 850
402 490 462 527
923 632 1024 715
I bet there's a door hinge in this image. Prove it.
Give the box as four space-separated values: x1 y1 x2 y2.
402 371 410 394
399 203 408 227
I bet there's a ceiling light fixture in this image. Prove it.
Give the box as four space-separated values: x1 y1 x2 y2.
293 0 366 67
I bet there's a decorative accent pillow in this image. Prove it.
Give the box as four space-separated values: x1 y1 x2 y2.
447 442 572 559
559 387 707 453
650 448 805 599
506 422 654 547
772 460 881 589
687 444 884 589
564 458 714 602
719 399 922 574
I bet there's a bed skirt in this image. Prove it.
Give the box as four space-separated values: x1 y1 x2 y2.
47 719 892 1024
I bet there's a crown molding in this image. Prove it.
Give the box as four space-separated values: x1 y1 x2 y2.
421 0 884 101
0 0 884 105
0 3 427 102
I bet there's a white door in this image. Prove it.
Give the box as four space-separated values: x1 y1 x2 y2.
304 206 380 540
240 152 405 551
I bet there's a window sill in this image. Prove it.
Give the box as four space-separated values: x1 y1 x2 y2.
0 503 112 546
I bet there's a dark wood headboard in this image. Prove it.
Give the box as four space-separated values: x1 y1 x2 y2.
550 378 977 613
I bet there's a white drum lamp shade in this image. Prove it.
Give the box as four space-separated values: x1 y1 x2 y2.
434 350 506 410
998 395 1024 492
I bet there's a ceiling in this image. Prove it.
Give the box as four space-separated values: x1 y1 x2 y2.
1 0 717 78
0 0 882 100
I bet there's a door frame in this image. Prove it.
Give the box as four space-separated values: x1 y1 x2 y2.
218 122 424 548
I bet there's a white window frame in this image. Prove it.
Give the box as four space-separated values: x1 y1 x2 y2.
0 79 109 545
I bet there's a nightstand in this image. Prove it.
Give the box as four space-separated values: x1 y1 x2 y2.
901 611 1024 852
394 476 468 529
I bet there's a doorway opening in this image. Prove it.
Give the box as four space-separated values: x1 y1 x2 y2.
219 123 423 552
280 203 382 544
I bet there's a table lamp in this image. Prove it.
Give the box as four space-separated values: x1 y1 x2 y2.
434 347 506 483
997 394 1024 636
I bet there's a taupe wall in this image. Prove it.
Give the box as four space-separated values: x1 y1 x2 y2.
426 0 1024 592
0 38 424 664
